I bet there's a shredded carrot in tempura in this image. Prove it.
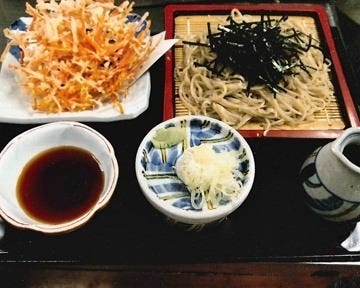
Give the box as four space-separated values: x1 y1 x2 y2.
0 0 154 113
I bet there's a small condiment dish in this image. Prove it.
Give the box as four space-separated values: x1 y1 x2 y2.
135 115 255 230
0 121 119 233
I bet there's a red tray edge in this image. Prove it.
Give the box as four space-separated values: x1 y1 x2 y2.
163 3 360 139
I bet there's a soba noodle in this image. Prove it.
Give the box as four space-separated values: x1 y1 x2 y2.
176 9 334 133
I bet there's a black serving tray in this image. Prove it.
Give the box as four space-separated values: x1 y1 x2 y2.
0 1 359 265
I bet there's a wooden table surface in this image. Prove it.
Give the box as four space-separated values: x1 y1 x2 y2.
0 262 360 287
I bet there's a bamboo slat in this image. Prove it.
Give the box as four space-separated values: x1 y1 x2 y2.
172 14 346 131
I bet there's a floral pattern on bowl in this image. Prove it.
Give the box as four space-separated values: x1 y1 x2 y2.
135 115 255 226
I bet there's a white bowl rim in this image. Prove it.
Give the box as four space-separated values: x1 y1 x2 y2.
135 115 255 225
0 121 119 233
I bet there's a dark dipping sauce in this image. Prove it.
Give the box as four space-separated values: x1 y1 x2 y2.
16 146 104 224
343 143 360 167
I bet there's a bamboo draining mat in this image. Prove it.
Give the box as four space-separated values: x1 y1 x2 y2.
172 14 346 132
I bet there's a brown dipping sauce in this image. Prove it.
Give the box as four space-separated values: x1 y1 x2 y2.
16 146 104 224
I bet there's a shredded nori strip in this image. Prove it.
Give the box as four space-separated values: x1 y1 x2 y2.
183 14 323 95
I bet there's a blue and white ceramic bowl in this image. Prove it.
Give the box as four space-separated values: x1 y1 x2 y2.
135 116 255 229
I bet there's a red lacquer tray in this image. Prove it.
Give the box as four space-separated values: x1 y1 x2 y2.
163 3 360 138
